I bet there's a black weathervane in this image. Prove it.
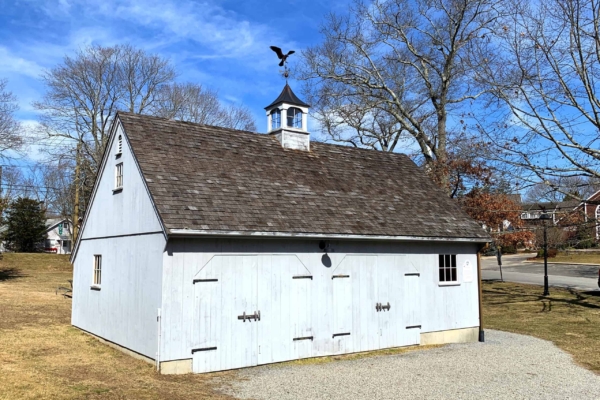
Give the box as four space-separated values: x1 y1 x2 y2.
270 46 295 79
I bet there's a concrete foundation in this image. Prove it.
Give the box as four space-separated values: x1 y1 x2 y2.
420 326 479 345
160 359 193 374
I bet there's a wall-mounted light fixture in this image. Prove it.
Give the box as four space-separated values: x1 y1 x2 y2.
319 240 331 253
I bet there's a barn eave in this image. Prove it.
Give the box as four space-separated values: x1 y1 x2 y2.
167 228 492 243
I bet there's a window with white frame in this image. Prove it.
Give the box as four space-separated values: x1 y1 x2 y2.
287 107 302 128
439 254 457 283
115 163 123 189
271 109 281 130
93 255 102 286
117 135 123 155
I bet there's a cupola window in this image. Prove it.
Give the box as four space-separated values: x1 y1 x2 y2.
271 109 281 130
287 107 302 129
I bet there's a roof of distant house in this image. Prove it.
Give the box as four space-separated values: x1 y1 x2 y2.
521 200 580 212
117 112 490 241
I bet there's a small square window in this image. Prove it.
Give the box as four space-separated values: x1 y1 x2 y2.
115 163 123 189
93 255 102 286
439 254 458 284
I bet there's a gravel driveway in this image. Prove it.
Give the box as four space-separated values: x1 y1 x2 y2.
223 330 600 400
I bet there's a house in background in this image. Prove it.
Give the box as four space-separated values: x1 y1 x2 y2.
71 84 490 374
0 217 72 254
43 218 73 254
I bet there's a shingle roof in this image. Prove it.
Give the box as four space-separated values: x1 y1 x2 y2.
264 83 310 109
119 112 489 241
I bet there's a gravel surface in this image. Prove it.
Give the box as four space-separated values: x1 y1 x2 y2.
223 330 600 400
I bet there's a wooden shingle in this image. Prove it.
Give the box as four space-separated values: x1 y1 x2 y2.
119 112 489 240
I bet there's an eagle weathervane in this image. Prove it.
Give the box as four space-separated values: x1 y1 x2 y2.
270 46 295 79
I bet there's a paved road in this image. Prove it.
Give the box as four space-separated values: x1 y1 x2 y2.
224 330 600 400
482 253 599 291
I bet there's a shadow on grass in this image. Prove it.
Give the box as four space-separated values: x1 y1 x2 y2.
581 290 600 297
0 267 25 281
483 282 600 311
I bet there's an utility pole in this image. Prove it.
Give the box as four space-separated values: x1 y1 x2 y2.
73 141 81 242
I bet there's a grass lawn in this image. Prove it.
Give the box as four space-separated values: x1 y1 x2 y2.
549 252 600 265
483 280 600 374
0 253 235 400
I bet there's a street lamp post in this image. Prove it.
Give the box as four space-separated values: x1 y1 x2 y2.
539 212 552 296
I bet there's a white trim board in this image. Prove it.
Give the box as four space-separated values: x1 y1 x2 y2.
168 229 491 243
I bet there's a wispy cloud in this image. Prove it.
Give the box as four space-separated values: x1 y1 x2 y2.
0 47 44 78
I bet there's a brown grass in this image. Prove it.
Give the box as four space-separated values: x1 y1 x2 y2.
279 344 441 367
483 281 600 374
550 252 600 265
0 253 236 400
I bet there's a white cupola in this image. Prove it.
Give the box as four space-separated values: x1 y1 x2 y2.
265 83 310 151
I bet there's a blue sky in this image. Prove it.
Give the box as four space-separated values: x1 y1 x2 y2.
0 0 351 140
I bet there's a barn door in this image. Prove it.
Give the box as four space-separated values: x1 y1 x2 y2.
192 255 258 373
377 256 405 349
331 259 353 355
403 269 421 345
257 255 313 364
332 255 379 354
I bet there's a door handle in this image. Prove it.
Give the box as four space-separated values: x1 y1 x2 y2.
375 302 391 312
238 311 261 322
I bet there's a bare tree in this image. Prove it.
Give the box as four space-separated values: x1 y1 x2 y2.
300 0 500 188
0 79 23 155
477 0 600 200
152 82 256 131
34 44 176 169
525 176 600 203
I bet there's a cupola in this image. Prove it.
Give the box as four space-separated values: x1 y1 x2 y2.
265 83 310 151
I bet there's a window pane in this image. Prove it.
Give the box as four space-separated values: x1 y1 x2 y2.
439 268 445 282
439 254 444 268
451 254 457 268
271 109 281 129
445 254 450 269
451 267 457 281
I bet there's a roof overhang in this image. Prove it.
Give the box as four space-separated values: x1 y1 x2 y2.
168 229 491 243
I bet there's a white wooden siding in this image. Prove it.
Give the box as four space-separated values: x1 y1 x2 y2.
79 124 163 240
72 233 165 359
161 238 479 372
72 123 166 360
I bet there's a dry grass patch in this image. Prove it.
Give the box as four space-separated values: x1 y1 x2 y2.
279 344 441 367
0 253 235 400
483 281 600 374
550 252 600 265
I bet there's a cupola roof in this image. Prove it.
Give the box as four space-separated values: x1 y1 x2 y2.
265 83 309 109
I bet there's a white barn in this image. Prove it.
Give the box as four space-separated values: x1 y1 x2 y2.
71 84 490 374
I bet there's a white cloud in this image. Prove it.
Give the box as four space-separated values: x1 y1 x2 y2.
0 47 44 78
